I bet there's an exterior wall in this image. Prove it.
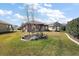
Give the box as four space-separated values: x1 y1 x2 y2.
56 27 60 31
22 24 48 32
48 26 60 31
44 25 48 31
0 23 8 33
48 26 55 31
0 23 14 33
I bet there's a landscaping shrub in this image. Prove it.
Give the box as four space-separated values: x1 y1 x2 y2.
66 17 79 39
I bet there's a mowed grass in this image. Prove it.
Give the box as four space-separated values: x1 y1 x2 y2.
0 31 79 56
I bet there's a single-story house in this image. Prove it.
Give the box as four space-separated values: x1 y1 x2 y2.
0 20 14 33
20 20 49 32
48 24 56 31
48 22 61 32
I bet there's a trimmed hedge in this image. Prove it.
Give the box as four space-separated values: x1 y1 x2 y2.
66 17 79 39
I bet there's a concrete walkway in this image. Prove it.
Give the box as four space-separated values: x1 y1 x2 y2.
65 33 79 45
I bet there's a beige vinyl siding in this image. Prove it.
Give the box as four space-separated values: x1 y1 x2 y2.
0 23 11 33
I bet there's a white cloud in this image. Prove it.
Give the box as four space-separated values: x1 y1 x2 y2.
38 7 65 18
14 13 26 20
59 18 72 24
7 11 13 15
14 13 31 23
0 9 13 16
33 17 56 24
23 3 41 10
17 4 72 24
37 6 70 24
18 6 24 10
33 3 42 10
22 3 69 24
44 3 52 7
0 10 5 16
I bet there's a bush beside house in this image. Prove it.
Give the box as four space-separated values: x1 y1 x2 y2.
66 17 79 39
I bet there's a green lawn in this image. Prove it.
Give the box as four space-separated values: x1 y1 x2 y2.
0 31 79 56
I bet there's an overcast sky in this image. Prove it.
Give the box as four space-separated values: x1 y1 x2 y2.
0 3 79 26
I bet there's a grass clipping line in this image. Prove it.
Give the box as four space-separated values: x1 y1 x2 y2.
65 33 79 45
